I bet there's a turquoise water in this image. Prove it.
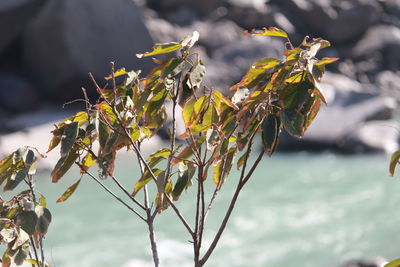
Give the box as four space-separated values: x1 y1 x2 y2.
5 152 400 267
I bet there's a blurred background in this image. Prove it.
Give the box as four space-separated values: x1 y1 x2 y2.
0 0 400 266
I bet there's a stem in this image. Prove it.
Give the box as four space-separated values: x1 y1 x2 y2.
200 150 264 265
80 166 147 222
146 207 160 267
29 237 41 267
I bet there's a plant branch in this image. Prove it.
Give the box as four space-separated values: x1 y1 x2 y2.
79 165 146 222
200 149 265 265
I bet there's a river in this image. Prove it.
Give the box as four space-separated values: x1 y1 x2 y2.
4 152 400 267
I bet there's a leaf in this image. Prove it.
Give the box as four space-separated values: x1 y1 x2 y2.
12 242 30 265
104 67 127 80
180 31 200 49
51 151 79 183
133 169 164 196
60 122 79 156
0 154 13 186
280 109 305 137
280 81 312 110
385 258 400 267
97 151 116 179
4 169 28 192
213 91 238 111
390 151 400 176
15 211 38 236
80 153 97 174
161 58 185 79
136 42 182 58
187 60 205 88
182 98 196 126
35 206 52 236
95 112 110 149
315 57 339 66
262 114 281 156
172 135 206 165
172 162 196 201
213 147 236 189
179 74 193 106
232 87 250 104
56 178 82 203
244 27 288 38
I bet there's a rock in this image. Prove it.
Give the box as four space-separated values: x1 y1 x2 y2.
352 25 400 71
0 0 46 54
278 72 398 153
341 120 399 153
0 73 39 113
192 20 243 53
376 71 400 99
341 257 388 267
146 0 226 18
145 17 183 43
22 0 154 102
270 0 381 44
209 36 284 91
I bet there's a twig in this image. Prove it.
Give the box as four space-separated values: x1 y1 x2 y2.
79 165 146 222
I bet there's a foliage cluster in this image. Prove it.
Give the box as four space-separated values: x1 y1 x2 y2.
0 27 338 266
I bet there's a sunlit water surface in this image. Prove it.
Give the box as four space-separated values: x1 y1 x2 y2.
4 152 400 267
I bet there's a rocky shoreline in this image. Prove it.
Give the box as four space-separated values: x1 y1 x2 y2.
0 0 399 154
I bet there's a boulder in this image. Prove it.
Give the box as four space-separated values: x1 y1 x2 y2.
278 72 398 153
341 257 388 267
146 0 226 18
0 0 46 54
270 0 381 44
0 73 39 113
22 0 154 102
376 71 400 99
352 25 400 71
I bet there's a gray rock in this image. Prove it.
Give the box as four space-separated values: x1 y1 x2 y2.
0 0 46 54
146 0 226 17
0 74 39 113
208 36 284 91
23 0 153 101
376 71 400 99
279 72 398 153
352 25 400 71
270 0 381 44
341 257 388 267
192 20 243 53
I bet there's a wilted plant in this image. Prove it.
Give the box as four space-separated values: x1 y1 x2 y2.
0 27 338 266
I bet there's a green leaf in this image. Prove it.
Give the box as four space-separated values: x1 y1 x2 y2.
4 169 28 192
56 178 82 203
315 57 339 66
390 151 400 176
262 114 281 156
35 206 52 236
244 27 288 38
60 122 79 156
95 112 110 149
385 258 400 267
179 73 193 106
0 154 13 186
12 242 30 265
280 109 305 137
97 151 116 179
172 135 206 165
172 162 196 201
133 169 164 196
187 60 205 88
136 42 182 58
280 80 312 110
16 211 38 236
104 67 128 80
182 98 196 126
213 147 236 189
161 58 185 79
51 151 79 183
80 153 97 174
213 91 238 111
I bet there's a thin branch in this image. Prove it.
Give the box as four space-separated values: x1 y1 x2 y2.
200 150 264 265
165 195 194 236
79 165 146 222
